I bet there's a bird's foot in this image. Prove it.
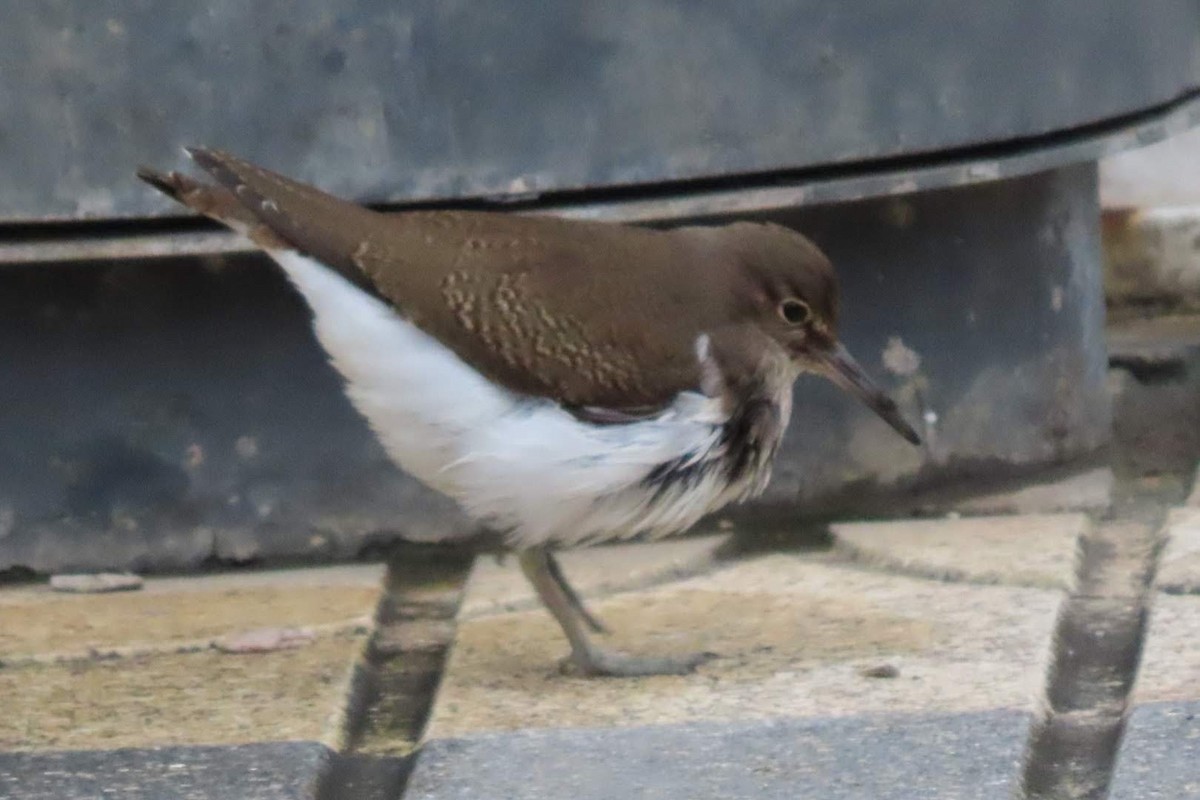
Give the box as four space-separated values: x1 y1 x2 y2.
559 647 716 678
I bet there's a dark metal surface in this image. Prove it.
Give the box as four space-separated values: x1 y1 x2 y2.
2 0 1198 222
0 165 1108 573
3 93 1199 266
0 254 469 573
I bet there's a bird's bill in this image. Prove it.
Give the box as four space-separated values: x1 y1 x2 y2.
815 343 921 445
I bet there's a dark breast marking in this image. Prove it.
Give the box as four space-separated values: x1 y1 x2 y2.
722 396 783 484
639 394 783 502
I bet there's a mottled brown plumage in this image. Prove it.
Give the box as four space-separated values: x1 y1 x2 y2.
142 148 840 417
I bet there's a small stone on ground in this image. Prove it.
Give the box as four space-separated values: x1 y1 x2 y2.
2 563 384 751
49 573 143 593
214 627 316 654
949 468 1113 515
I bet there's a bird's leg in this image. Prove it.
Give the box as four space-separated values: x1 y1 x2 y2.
518 547 713 677
543 550 609 634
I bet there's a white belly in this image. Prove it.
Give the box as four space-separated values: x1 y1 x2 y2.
270 250 756 548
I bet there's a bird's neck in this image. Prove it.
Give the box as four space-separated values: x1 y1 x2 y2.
718 354 796 491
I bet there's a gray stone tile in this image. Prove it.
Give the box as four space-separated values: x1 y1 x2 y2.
407 710 1030 800
0 742 329 800
1110 701 1200 799
1 564 383 752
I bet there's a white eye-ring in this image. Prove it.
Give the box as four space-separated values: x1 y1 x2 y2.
779 298 811 325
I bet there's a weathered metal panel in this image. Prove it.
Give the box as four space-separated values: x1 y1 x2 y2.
0 165 1108 572
1 0 1198 222
4 93 1199 266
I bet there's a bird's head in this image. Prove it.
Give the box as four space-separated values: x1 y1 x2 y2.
726 222 920 445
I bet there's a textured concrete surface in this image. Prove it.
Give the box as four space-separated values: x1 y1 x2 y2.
0 564 382 661
0 742 331 800
7 497 1190 798
427 541 1064 739
1127 589 1200 705
407 709 1030 800
947 468 1113 516
830 513 1087 589
0 564 383 751
1109 701 1200 799
1155 506 1200 594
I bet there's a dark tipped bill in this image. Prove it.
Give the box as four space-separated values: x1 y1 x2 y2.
818 343 921 445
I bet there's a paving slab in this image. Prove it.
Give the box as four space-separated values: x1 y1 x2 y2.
1152 506 1200 594
947 468 1113 516
1124 587 1200 707
1109 701 1200 800
407 709 1030 800
0 562 386 798
428 540 1066 739
0 742 330 800
830 513 1088 590
0 564 383 662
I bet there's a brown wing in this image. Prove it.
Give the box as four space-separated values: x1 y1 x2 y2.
176 148 726 411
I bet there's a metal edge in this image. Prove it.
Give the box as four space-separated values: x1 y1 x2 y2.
2 94 1198 266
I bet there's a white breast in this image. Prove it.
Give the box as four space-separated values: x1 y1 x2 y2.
270 250 773 548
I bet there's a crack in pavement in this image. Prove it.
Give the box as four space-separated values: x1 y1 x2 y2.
315 551 472 800
1018 517 1165 799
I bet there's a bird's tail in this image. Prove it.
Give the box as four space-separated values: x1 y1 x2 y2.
136 165 288 248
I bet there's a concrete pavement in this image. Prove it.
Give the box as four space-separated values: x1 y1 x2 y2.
3 465 1199 798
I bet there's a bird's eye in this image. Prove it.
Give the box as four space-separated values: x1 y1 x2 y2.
779 298 811 325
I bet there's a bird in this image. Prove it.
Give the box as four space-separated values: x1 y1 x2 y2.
137 148 920 677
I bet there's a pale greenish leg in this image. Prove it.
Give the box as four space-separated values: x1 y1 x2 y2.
544 549 609 634
518 547 714 677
